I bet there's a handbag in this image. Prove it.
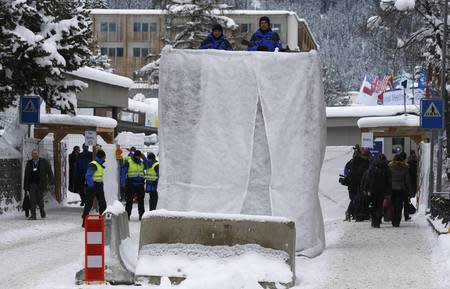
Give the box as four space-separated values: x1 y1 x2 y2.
407 202 416 215
22 194 30 211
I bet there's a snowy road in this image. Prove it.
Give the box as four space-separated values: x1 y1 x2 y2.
1 146 450 289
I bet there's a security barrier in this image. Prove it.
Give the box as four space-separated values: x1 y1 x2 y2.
84 215 105 283
137 210 296 288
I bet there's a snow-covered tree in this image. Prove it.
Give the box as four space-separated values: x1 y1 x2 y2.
87 49 114 73
0 0 94 114
86 0 109 9
323 64 350 106
138 0 239 87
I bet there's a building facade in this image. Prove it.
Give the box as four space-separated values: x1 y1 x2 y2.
90 9 318 78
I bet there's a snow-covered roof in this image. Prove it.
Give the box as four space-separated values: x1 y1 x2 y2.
90 9 164 15
128 98 158 114
326 105 419 118
67 67 134 88
40 114 117 128
357 114 420 128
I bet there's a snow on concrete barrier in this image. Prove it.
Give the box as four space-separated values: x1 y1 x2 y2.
103 201 135 285
84 215 105 283
136 210 296 288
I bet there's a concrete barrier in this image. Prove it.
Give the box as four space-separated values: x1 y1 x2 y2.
137 210 296 288
103 201 134 285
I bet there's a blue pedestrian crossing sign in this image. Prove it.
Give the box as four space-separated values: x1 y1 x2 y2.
19 96 40 124
420 98 443 129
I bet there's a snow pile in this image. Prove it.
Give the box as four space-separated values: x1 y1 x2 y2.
116 131 145 147
0 137 21 159
120 237 139 273
357 114 419 128
128 98 158 115
104 200 126 216
67 66 134 88
395 0 415 11
158 48 326 257
136 243 291 286
418 142 430 213
143 209 291 224
40 114 117 128
102 144 119 205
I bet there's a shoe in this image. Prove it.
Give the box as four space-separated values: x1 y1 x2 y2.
25 210 29 218
40 210 46 219
405 217 411 221
28 216 36 220
139 215 143 221
80 202 84 206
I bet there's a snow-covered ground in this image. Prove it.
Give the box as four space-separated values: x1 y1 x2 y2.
2 146 450 289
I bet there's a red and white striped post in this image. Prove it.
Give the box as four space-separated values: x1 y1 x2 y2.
84 214 105 283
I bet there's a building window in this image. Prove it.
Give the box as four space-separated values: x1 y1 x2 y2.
142 23 149 32
150 22 157 32
142 48 149 57
133 48 150 58
116 47 124 57
240 23 251 33
100 22 108 32
133 48 141 57
100 47 108 55
109 22 116 32
134 22 141 32
108 48 115 57
272 24 281 34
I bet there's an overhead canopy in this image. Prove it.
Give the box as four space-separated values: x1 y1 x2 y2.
358 114 426 144
65 66 132 108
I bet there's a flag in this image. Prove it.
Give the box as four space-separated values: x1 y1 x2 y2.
361 75 376 96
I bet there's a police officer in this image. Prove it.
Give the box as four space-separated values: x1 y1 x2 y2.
247 16 282 52
82 150 107 227
145 152 159 211
122 150 145 220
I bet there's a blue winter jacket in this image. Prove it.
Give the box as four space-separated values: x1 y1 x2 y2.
85 156 104 188
247 29 282 52
120 157 145 186
199 33 233 51
77 148 93 177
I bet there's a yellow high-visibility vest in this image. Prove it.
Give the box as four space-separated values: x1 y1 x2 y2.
90 160 104 182
145 161 159 181
127 158 144 178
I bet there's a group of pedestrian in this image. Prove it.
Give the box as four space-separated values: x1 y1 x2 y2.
199 16 282 52
25 144 160 226
341 145 418 228
120 148 159 221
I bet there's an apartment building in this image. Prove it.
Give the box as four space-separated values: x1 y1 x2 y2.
90 9 318 78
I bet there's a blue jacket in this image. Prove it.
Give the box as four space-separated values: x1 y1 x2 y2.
77 148 93 176
120 157 145 186
247 29 282 52
199 33 233 51
86 156 104 188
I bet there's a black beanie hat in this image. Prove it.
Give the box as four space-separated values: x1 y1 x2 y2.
212 24 223 33
259 16 271 25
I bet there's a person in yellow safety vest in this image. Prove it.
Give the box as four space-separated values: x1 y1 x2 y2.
121 150 145 220
145 152 159 211
82 150 107 228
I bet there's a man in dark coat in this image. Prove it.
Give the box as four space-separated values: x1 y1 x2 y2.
247 16 282 52
199 24 233 50
363 154 391 228
24 149 54 220
389 154 411 227
76 144 93 206
350 148 371 221
68 146 80 196
145 152 159 211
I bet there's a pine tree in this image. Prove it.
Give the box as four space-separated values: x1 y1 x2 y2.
323 64 350 106
87 49 114 73
86 0 109 9
138 0 239 87
0 0 94 114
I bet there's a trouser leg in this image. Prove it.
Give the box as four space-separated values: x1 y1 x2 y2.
94 184 107 215
29 184 38 217
403 193 410 219
125 181 134 218
82 187 96 223
137 185 145 218
391 192 403 226
149 191 158 211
